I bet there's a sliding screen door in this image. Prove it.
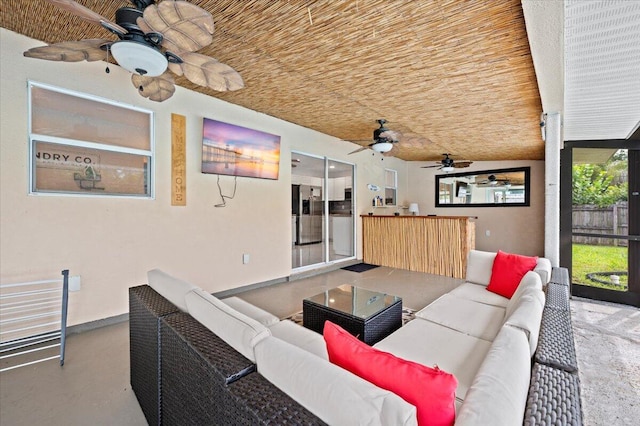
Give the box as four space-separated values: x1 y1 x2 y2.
561 141 639 307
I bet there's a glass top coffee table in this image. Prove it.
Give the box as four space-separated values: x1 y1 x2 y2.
302 285 402 345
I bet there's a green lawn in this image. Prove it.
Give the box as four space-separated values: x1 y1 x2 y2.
572 244 628 291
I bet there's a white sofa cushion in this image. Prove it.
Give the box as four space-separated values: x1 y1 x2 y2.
185 288 270 362
415 294 505 342
465 250 496 286
254 336 418 426
504 290 545 357
268 320 328 359
448 282 509 308
505 271 542 319
534 257 552 284
455 326 532 425
373 317 492 401
221 296 280 326
147 269 197 312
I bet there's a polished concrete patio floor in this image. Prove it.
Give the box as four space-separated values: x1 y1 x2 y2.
1 266 638 425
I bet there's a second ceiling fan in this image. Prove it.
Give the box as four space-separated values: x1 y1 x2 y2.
348 119 401 155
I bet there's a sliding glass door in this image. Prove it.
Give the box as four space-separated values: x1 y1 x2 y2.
327 159 355 262
291 153 355 270
561 141 639 307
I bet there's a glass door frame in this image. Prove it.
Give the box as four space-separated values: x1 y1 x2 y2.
560 139 640 307
291 151 357 272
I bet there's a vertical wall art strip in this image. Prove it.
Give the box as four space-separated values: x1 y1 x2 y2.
171 113 187 206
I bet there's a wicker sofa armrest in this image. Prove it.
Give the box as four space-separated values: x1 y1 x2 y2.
524 363 583 426
129 285 181 426
550 267 570 287
523 267 583 425
535 307 578 373
161 312 325 425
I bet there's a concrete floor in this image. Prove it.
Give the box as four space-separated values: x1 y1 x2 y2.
0 266 638 425
570 297 640 426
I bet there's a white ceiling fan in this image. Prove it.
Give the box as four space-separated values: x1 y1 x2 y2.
22 0 244 102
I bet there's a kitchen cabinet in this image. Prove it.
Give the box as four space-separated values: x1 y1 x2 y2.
327 177 347 201
327 177 351 201
331 216 353 256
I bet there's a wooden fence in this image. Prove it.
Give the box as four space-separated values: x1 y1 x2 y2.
572 202 628 247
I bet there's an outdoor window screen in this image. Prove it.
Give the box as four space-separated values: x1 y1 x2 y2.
28 82 154 197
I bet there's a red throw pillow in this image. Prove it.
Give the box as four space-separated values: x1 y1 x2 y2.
486 250 538 298
323 321 457 426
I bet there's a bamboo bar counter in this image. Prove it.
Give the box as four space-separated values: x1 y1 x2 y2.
361 215 476 279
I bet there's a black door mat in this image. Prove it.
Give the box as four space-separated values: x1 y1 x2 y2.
341 263 379 273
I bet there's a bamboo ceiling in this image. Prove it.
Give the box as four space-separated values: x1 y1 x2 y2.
1 0 544 161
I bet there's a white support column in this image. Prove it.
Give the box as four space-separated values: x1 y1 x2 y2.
544 112 562 266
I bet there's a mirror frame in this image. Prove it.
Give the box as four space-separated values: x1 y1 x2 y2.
435 166 531 208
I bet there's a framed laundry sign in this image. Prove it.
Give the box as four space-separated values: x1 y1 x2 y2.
28 81 154 197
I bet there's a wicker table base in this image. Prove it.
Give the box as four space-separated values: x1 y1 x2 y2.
303 288 402 345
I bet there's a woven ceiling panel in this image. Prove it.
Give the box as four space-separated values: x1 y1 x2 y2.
1 0 544 161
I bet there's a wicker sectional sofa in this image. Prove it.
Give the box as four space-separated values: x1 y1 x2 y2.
129 251 583 425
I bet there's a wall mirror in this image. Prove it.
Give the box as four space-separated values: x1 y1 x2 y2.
435 166 530 207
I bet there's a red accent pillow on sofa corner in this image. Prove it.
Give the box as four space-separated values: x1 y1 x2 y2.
486 250 538 298
323 321 457 426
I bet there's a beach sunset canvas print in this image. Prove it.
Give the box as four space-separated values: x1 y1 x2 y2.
202 118 281 180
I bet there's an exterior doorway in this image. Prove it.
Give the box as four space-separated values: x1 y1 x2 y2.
560 141 640 307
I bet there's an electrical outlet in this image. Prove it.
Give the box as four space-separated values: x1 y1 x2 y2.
485 230 491 237
242 254 250 264
69 275 81 291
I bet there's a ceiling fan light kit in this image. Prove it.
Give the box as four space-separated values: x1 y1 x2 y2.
109 41 167 76
371 142 394 153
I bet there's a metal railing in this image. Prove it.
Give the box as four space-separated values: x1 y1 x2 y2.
0 270 69 372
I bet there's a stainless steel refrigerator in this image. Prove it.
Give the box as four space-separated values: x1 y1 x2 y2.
293 184 323 245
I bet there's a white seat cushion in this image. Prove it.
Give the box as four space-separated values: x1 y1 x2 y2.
415 294 505 342
448 282 509 308
185 288 270 362
373 317 492 401
255 336 418 426
268 320 328 359
455 326 532 426
221 296 280 326
147 269 197 312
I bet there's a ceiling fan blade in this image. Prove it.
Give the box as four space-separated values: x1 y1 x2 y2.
132 72 176 102
138 0 214 53
379 129 401 142
420 164 442 169
453 161 473 168
348 146 368 155
23 39 110 62
168 52 244 92
45 0 127 34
